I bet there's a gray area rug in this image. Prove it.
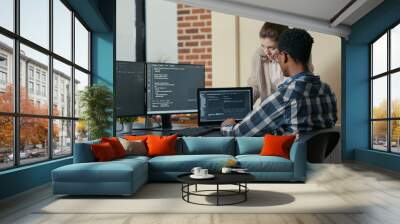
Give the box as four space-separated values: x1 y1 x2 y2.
38 183 362 214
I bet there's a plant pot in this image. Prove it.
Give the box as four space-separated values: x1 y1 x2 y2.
123 122 133 133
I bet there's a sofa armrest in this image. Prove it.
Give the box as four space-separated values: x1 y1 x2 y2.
73 140 100 163
289 140 307 181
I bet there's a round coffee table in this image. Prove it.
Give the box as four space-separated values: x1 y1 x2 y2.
177 173 255 206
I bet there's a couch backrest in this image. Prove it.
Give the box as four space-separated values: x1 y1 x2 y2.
74 134 316 162
73 139 100 163
235 137 264 155
74 137 237 163
178 137 236 155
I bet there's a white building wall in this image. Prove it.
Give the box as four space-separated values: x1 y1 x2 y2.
146 0 179 63
116 0 137 62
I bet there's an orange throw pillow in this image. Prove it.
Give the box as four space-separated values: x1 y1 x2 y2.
101 137 127 158
124 135 148 141
146 135 177 157
91 142 117 161
259 134 296 159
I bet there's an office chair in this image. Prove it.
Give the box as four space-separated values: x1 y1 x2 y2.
306 131 340 163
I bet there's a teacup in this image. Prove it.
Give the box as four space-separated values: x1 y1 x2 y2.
221 167 232 174
199 169 208 176
191 167 202 176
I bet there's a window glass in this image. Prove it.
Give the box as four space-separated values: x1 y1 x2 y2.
372 121 388 151
74 18 89 70
372 77 387 119
19 117 49 165
391 120 400 153
0 116 14 170
391 72 400 118
0 35 13 113
28 81 33 93
391 24 400 70
28 67 34 79
0 0 92 168
53 0 72 60
53 59 72 117
0 56 7 67
20 44 49 115
0 0 14 31
53 119 72 158
20 0 49 49
74 69 89 118
372 33 387 76
75 120 88 143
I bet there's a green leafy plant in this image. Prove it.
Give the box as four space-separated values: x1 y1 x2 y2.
79 84 113 140
118 117 138 123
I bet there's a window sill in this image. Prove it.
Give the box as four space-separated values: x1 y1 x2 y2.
0 156 72 176
355 148 400 172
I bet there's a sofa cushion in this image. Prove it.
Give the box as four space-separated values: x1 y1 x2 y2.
236 155 293 172
236 137 263 155
181 137 235 155
260 134 296 159
147 135 178 157
118 138 147 156
101 137 127 158
149 154 235 172
124 135 149 142
91 142 118 161
53 158 147 183
115 155 150 163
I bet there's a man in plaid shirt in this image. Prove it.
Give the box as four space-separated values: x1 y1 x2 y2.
221 28 337 136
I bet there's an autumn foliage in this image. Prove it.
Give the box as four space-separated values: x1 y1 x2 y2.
0 85 59 151
372 99 400 141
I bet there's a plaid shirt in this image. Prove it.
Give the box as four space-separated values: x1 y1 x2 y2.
231 72 337 136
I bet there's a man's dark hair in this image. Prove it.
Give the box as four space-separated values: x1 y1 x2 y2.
259 22 288 41
278 28 314 64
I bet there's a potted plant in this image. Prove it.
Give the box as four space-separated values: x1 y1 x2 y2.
118 117 138 133
79 84 113 140
75 120 88 142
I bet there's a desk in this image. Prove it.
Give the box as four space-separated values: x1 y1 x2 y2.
122 129 223 137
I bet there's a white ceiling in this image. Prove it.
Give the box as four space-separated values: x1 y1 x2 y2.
225 0 352 22
166 0 384 37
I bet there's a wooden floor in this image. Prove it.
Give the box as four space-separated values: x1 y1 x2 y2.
1 162 400 224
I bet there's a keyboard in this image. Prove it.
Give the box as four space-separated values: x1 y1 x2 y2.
172 126 219 137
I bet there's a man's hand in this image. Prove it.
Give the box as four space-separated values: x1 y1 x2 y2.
221 118 236 127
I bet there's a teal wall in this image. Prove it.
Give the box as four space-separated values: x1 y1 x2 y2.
0 158 72 199
66 0 110 32
0 0 115 200
92 32 114 135
91 0 115 135
343 0 400 171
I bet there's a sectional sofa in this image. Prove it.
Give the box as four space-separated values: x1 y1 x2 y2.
52 136 307 196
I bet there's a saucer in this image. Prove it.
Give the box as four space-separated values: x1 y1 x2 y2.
232 170 249 174
190 174 215 179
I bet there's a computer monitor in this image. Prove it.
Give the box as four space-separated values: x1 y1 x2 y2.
115 61 146 117
197 87 253 126
146 63 205 128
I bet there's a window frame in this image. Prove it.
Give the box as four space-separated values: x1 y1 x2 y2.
0 0 92 171
370 20 400 154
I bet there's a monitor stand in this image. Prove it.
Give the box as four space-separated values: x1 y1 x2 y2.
161 114 172 130
153 114 190 131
